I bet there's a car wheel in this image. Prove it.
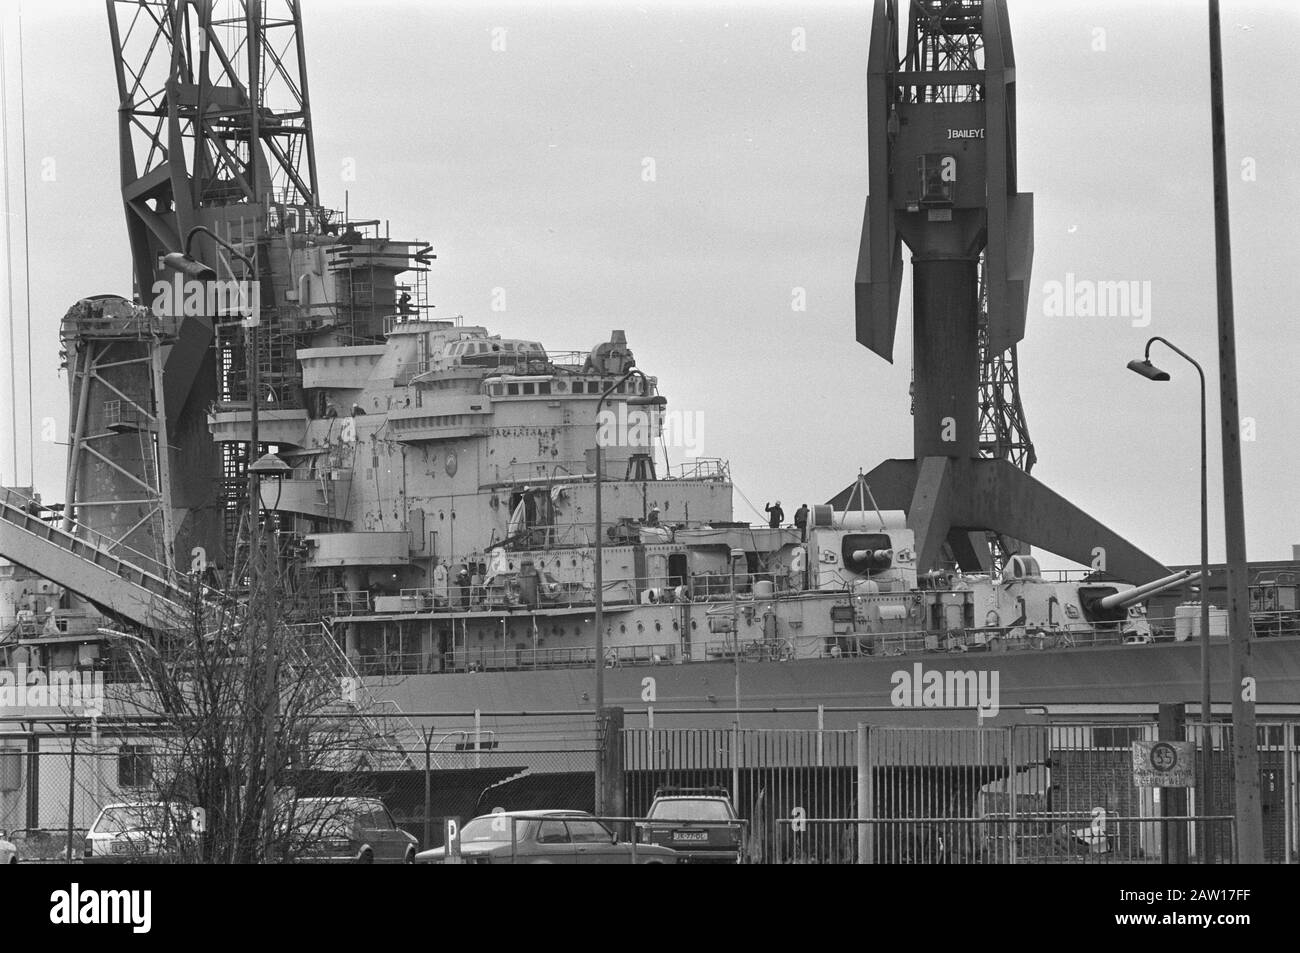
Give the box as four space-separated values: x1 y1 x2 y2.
358 848 374 864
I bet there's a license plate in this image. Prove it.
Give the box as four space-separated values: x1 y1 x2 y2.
672 831 708 842
111 841 128 854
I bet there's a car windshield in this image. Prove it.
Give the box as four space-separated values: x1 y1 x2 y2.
281 800 372 834
93 805 166 834
648 800 732 821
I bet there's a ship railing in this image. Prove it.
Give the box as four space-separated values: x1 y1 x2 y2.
330 617 1259 677
699 637 794 662
344 641 683 676
843 619 1179 658
545 349 590 369
332 571 812 618
1246 609 1300 637
661 458 729 481
333 590 373 615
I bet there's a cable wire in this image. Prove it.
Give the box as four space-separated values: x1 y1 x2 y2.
19 3 32 485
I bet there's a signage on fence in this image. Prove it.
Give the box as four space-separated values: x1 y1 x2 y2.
1131 740 1195 787
444 818 462 864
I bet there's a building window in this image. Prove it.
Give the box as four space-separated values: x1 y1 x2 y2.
538 381 551 395
507 383 519 395
118 745 154 789
1091 726 1147 749
522 383 535 395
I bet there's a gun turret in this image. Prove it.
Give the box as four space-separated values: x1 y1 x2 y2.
1096 569 1201 612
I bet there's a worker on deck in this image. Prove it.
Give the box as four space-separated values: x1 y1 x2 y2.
647 503 660 527
764 501 784 529
794 503 810 541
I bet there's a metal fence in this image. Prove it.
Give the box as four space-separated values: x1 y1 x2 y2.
775 815 1238 864
4 716 1295 863
623 721 1300 864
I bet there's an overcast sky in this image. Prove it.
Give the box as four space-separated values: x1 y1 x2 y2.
1 0 1297 572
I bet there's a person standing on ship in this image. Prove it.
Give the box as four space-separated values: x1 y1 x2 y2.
455 565 471 609
470 564 485 607
794 503 810 542
764 501 784 529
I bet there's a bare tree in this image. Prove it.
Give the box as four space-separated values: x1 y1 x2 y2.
105 534 410 864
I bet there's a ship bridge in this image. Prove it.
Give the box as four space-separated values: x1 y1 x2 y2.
0 488 188 630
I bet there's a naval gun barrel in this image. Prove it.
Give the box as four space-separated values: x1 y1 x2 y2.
852 548 893 564
1097 569 1201 611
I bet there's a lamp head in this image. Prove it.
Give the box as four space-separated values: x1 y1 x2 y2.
249 452 292 476
1127 359 1170 382
162 252 217 282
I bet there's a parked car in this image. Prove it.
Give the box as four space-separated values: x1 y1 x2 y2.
639 787 743 863
278 797 417 864
1 832 16 864
5 828 88 863
83 802 195 864
416 810 681 864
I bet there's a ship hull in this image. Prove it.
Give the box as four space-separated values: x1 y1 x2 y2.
366 635 1300 736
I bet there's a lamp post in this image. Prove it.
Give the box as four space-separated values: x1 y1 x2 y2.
165 225 274 855
729 546 746 720
1128 338 1213 822
593 367 665 813
730 546 746 812
1207 0 1262 864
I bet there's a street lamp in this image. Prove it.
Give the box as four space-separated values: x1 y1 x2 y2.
250 451 291 516
729 547 746 723
730 545 746 812
1127 337 1213 818
165 226 276 856
593 367 665 813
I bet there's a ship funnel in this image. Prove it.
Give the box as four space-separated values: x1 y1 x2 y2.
1096 569 1201 612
